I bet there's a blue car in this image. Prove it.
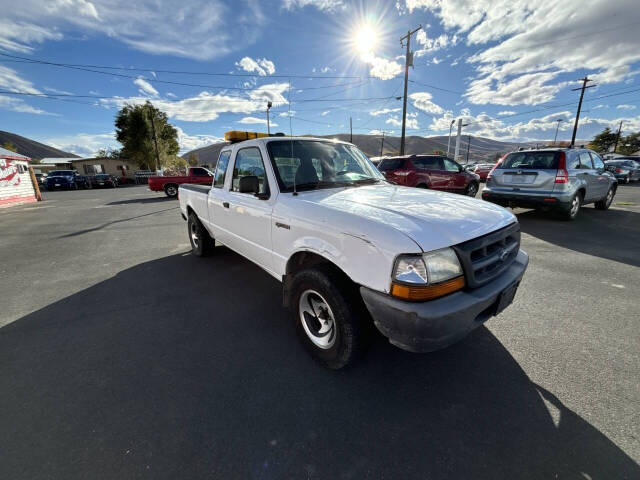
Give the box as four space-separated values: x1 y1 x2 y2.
44 170 91 190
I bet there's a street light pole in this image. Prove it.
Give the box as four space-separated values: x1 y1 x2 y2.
266 101 272 135
553 119 564 145
399 25 422 156
466 135 471 164
446 119 455 157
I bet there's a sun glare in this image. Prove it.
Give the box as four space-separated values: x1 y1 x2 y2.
353 25 378 55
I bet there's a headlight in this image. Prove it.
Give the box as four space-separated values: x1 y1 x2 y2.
391 248 464 301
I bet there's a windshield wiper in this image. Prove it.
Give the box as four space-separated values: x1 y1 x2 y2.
290 180 354 192
353 178 382 185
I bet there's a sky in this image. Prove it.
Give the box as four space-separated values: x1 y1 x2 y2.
1 0 640 157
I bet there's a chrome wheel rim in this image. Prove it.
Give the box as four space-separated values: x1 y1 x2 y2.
299 290 336 349
467 184 477 196
167 186 177 196
189 221 199 248
605 189 613 207
570 195 580 217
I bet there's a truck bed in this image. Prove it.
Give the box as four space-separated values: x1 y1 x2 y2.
180 184 211 194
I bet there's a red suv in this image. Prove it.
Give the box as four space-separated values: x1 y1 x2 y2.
377 155 481 197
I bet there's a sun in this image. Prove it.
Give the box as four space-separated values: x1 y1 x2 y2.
353 25 378 55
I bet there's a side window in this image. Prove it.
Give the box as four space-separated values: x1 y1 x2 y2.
590 152 604 170
412 157 441 169
214 151 231 188
232 147 268 195
578 152 593 169
191 167 210 177
442 158 460 172
566 152 580 170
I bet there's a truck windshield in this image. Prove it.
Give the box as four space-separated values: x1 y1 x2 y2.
267 140 384 192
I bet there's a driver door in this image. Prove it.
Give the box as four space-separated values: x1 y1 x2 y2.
442 157 465 192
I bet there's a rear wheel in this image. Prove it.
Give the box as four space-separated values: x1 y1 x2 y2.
164 184 178 198
559 191 582 220
595 187 615 210
416 184 429 189
465 182 479 197
187 212 214 256
624 175 630 184
291 267 368 369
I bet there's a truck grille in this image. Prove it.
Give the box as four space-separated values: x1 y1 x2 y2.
452 222 520 288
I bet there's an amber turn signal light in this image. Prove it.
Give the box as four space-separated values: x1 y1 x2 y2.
390 276 465 301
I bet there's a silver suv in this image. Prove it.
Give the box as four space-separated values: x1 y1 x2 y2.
482 147 617 220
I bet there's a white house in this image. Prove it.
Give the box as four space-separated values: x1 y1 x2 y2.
0 147 38 207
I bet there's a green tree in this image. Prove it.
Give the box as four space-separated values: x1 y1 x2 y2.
95 147 121 158
187 152 199 166
115 101 179 170
618 132 640 155
2 141 18 152
587 128 617 153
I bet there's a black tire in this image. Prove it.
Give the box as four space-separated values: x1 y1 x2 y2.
624 175 630 184
187 212 214 256
559 191 582 220
416 184 429 189
290 266 368 369
595 186 615 210
465 181 479 197
164 183 178 198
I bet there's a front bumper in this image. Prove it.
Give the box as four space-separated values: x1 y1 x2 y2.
361 249 529 353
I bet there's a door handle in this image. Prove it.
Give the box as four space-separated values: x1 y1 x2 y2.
223 202 230 208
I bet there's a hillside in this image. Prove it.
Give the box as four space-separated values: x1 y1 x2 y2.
0 131 79 160
183 133 537 167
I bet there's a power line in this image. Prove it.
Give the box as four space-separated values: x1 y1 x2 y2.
408 79 463 94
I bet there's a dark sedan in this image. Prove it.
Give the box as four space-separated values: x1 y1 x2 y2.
44 170 91 190
91 174 118 188
605 159 640 184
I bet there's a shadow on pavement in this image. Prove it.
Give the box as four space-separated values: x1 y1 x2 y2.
518 207 640 267
107 197 175 206
1 249 638 479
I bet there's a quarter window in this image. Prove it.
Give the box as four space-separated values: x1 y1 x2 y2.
589 152 604 169
214 151 231 188
232 147 269 195
566 152 580 170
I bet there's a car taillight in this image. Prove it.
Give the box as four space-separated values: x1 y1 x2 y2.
486 157 504 180
615 168 624 173
554 152 569 184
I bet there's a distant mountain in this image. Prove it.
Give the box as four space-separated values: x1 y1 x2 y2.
183 133 539 167
0 131 79 160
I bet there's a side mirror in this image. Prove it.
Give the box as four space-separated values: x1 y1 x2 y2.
238 175 259 194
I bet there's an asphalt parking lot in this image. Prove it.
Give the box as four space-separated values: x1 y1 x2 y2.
1 184 639 479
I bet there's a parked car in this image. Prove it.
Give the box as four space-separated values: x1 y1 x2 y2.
482 148 617 220
179 133 528 369
44 170 91 190
148 166 214 198
91 173 118 188
34 173 47 187
377 155 481 197
604 159 640 183
467 163 495 181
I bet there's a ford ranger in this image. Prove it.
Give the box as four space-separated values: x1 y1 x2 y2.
149 166 214 198
179 132 529 369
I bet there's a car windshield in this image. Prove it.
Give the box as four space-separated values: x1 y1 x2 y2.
377 158 405 171
498 152 561 169
49 170 74 176
267 140 384 192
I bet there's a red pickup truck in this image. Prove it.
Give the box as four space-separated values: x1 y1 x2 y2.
148 167 214 198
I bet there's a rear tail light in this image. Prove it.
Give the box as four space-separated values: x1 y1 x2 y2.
554 152 569 184
486 156 504 180
615 168 624 173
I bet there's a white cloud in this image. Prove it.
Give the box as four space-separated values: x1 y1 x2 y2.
238 116 278 126
235 57 276 76
415 29 458 57
617 104 636 110
403 0 640 106
386 114 419 130
409 92 444 114
370 107 401 116
498 110 516 116
134 77 159 97
362 53 402 80
100 83 289 122
321 110 330 116
279 110 296 117
175 127 224 155
1 0 266 61
282 0 345 11
0 66 54 115
43 132 118 157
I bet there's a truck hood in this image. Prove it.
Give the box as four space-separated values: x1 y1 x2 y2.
294 184 516 252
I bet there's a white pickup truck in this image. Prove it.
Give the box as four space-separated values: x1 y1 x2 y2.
179 135 528 369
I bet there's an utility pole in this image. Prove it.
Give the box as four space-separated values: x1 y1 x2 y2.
553 119 564 145
399 25 422 156
380 131 385 157
466 135 471 163
350 117 353 143
266 101 272 135
454 118 463 163
148 109 161 172
446 119 455 157
613 120 623 153
570 77 596 147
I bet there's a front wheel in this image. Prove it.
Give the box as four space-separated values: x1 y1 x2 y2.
291 267 368 369
595 187 615 210
465 182 479 197
187 212 214 256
